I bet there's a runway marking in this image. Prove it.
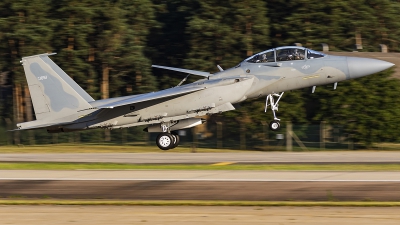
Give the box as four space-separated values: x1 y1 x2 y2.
1 178 400 182
211 162 236 166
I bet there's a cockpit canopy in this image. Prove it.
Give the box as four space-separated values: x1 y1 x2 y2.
245 46 325 63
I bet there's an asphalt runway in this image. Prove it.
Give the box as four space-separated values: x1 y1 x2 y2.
1 152 400 164
1 152 400 201
1 170 400 201
1 180 400 201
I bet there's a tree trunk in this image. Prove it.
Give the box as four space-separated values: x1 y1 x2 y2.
101 64 109 99
88 48 95 62
355 30 362 49
13 84 22 145
101 64 110 142
136 70 142 87
24 85 35 145
240 120 246 150
246 21 253 57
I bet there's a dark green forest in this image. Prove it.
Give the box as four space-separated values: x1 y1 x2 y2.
1 0 400 148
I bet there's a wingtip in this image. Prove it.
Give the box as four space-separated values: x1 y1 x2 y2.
22 52 57 60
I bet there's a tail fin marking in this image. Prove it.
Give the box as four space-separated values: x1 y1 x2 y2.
40 56 94 102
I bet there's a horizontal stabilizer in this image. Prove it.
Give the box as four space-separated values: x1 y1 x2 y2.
152 65 211 77
11 121 72 131
97 86 205 109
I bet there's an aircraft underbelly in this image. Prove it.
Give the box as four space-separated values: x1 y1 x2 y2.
142 77 252 119
86 77 253 129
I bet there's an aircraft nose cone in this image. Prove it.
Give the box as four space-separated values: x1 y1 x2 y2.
347 57 394 79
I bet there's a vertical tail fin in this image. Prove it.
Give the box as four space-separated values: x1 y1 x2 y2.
20 53 94 121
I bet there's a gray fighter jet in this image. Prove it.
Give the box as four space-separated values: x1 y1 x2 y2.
15 46 394 150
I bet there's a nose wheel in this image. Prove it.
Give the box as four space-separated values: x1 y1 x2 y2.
269 120 281 131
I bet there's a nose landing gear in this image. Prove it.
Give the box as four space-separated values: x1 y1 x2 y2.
265 92 284 131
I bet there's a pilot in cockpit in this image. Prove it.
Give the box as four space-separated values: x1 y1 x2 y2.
254 54 266 63
277 48 305 61
260 54 267 62
292 49 305 60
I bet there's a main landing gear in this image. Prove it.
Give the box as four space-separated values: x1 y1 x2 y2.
265 92 284 131
156 131 180 150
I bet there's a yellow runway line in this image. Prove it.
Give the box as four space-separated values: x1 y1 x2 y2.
211 162 236 166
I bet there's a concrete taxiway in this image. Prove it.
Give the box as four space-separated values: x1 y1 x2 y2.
1 170 400 181
1 152 400 164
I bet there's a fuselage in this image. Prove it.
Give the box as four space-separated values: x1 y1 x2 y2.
52 46 393 132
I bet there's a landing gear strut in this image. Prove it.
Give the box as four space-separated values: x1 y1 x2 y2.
265 92 284 131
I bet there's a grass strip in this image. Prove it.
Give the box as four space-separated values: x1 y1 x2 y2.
1 162 400 171
1 199 400 207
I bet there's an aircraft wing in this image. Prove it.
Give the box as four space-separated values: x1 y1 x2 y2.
97 86 205 109
152 65 211 77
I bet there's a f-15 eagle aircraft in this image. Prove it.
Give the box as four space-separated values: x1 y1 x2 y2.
15 46 394 150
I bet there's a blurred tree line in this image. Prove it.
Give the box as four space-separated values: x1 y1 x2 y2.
1 0 400 148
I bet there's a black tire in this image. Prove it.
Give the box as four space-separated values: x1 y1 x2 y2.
170 131 180 149
269 120 280 131
156 132 174 150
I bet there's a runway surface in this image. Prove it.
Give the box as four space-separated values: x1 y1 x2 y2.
1 170 400 181
1 170 400 201
1 152 400 164
2 206 400 225
1 152 400 201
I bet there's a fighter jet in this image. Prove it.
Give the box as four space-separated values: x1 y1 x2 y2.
15 46 394 150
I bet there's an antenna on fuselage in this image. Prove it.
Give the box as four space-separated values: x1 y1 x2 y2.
312 86 316 93
217 65 224 72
